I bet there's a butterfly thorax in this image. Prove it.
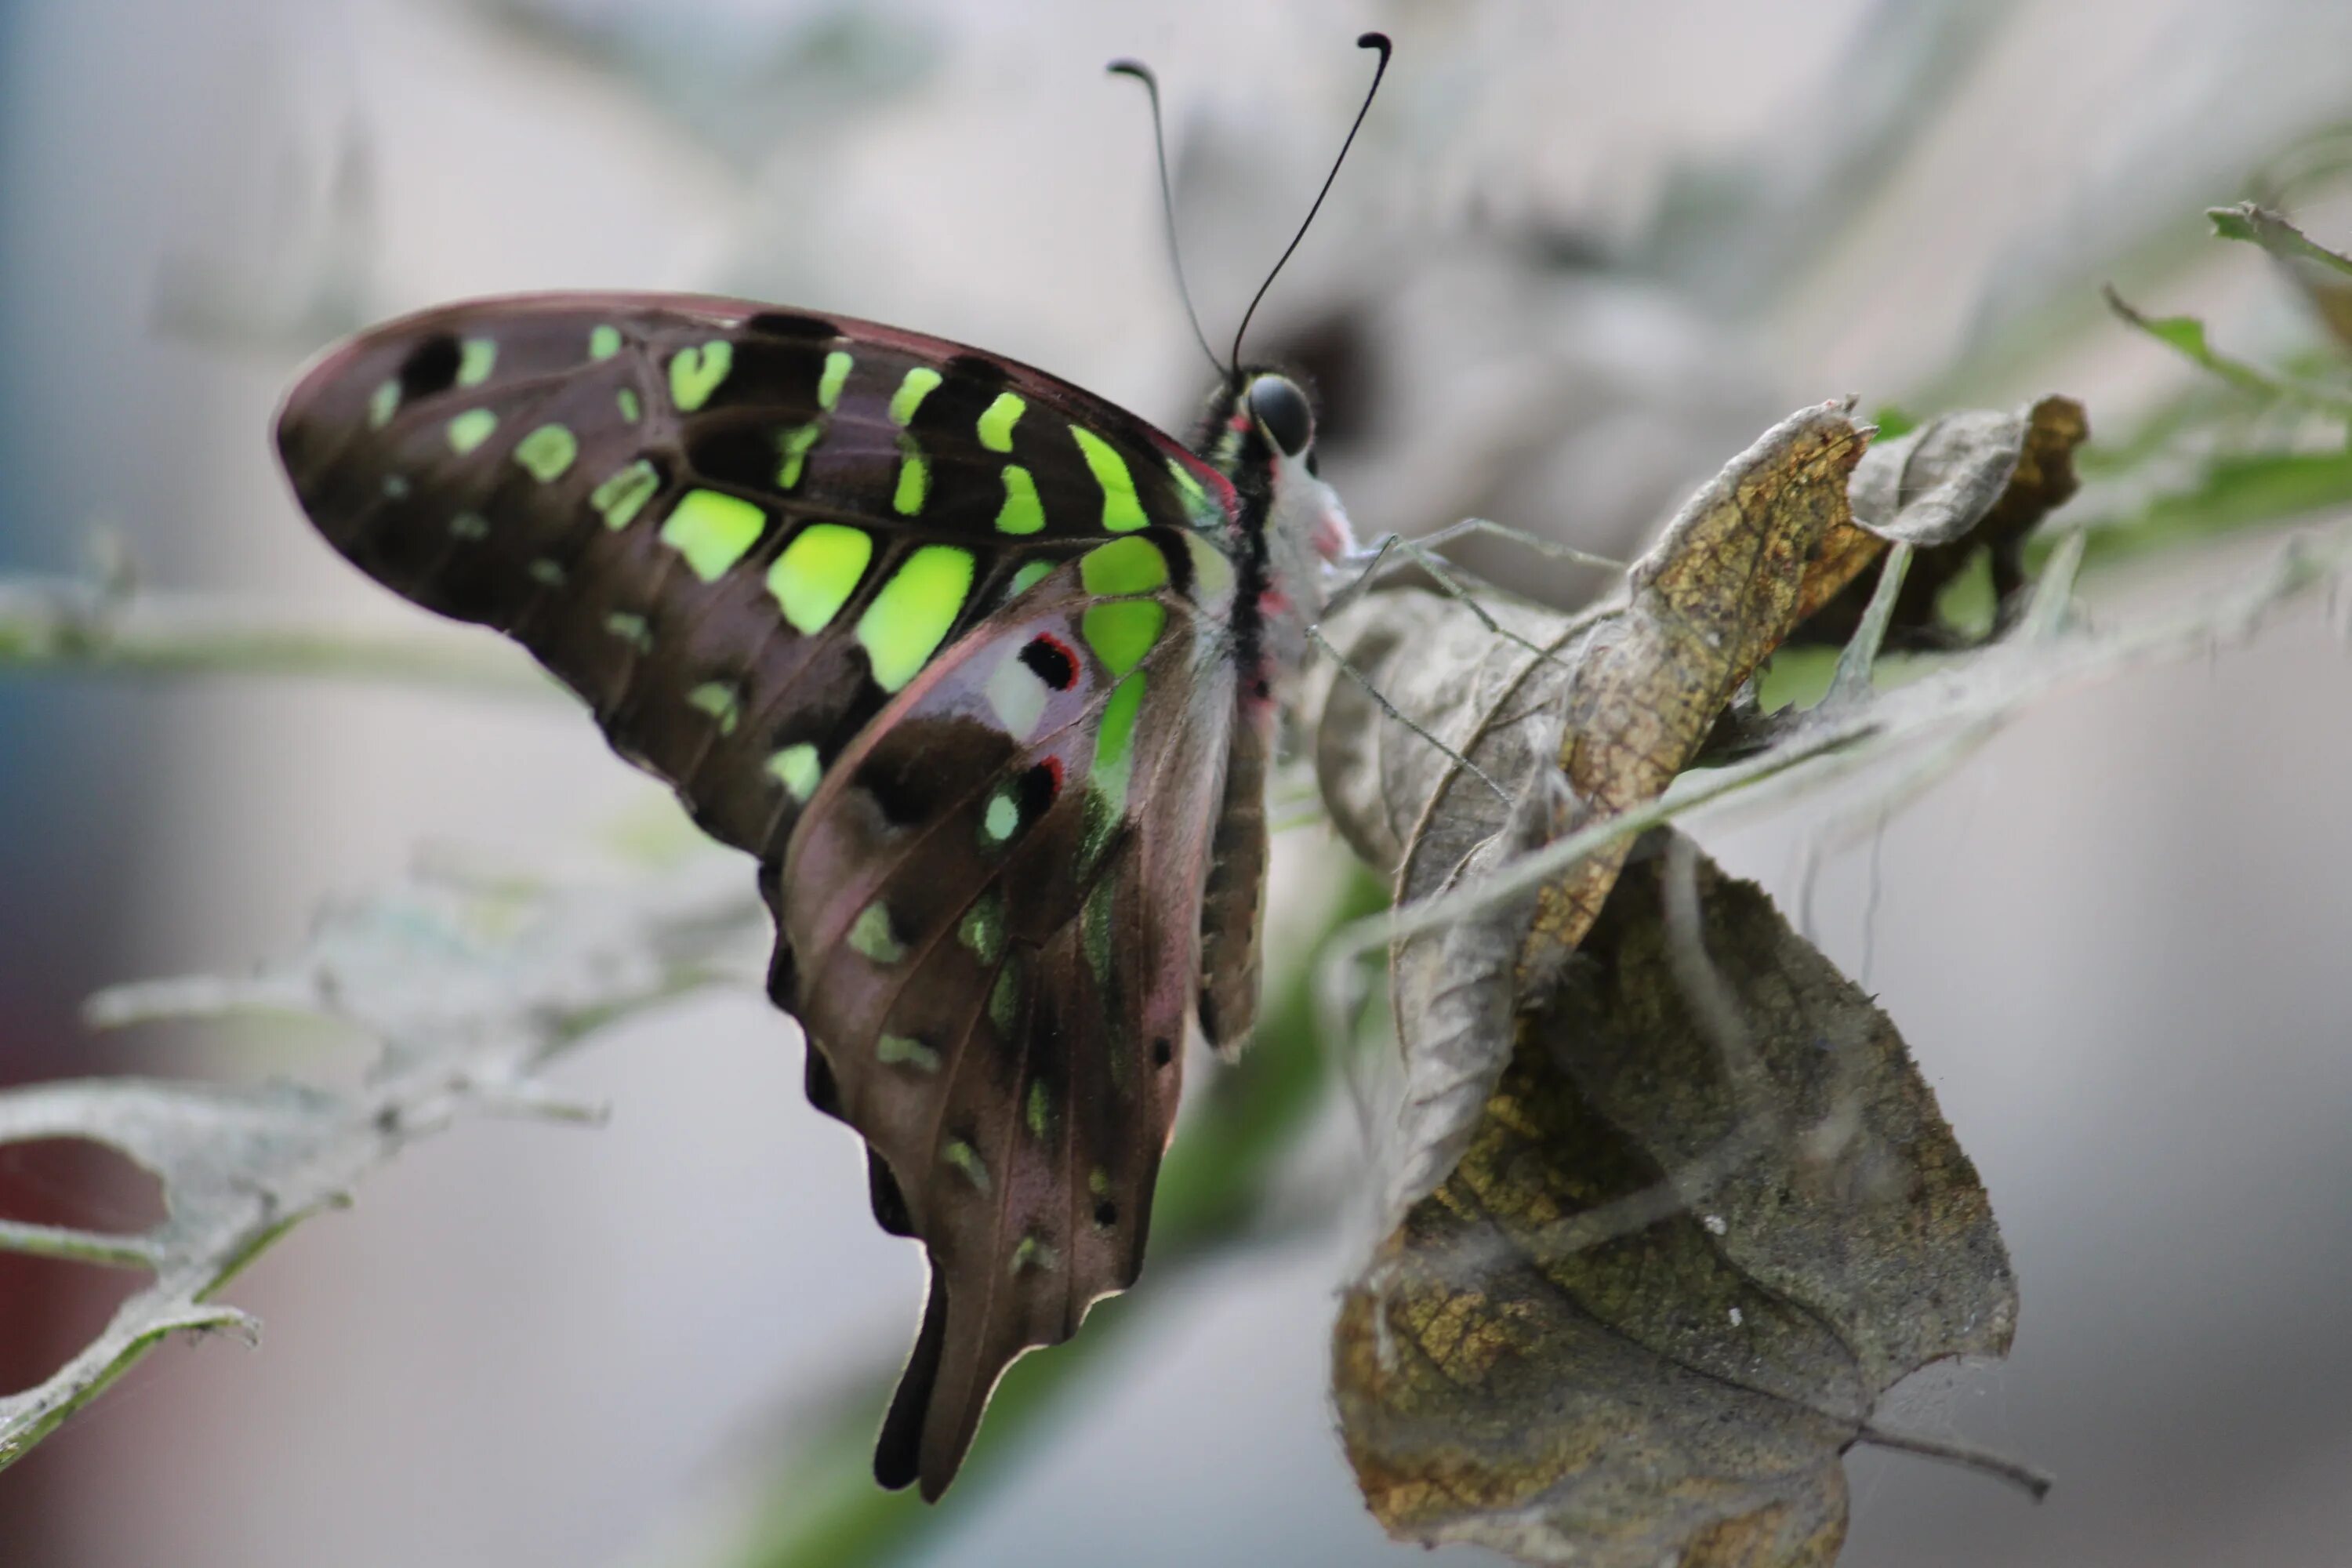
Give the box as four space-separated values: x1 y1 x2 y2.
1188 365 1354 725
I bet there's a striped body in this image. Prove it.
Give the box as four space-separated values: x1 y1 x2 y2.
275 292 1344 1499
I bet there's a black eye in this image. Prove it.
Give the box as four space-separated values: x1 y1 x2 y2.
1248 376 1313 458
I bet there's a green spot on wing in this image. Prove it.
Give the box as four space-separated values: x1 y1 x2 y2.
994 465 1045 535
878 1034 942 1073
589 324 622 360
527 558 566 586
590 460 661 530
888 366 942 426
894 438 929 515
512 423 578 481
686 682 742 735
604 611 652 652
449 512 489 540
775 423 824 489
456 338 497 387
982 790 1020 844
669 339 734 412
1009 1234 1058 1274
367 379 399 430
988 959 1023 1033
978 391 1025 452
447 408 497 454
848 902 906 964
768 522 873 634
765 742 822 802
957 891 1006 964
1025 1080 1054 1141
1081 599 1166 679
1083 877 1116 979
660 489 767 581
1069 426 1149 532
1079 535 1170 597
944 1138 991 1193
1007 560 1055 598
856 544 974 692
817 350 853 411
616 387 641 423
1092 672 1146 814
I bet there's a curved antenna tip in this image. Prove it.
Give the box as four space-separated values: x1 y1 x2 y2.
1106 58 1151 82
1356 31 1392 53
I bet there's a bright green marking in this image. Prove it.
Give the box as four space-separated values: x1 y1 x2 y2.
982 791 1020 844
1009 1235 1058 1274
686 682 741 735
588 323 622 360
669 339 734 412
888 366 942 426
1080 535 1169 597
988 960 1022 1033
1025 1080 1054 1141
446 408 497 454
775 423 823 489
616 387 641 423
448 512 488 540
944 1138 990 1193
957 894 1006 964
1069 426 1148 532
590 459 659 530
848 902 906 964
765 742 822 802
1083 878 1116 979
856 544 975 692
878 1034 941 1073
604 612 652 652
993 464 1045 535
816 350 853 410
893 439 929 515
527 558 566 587
977 391 1025 452
367 379 399 430
660 488 766 581
1088 1167 1111 1200
456 338 497 387
1093 673 1146 813
1167 456 1206 502
1007 560 1055 598
1081 599 1165 680
512 423 578 482
768 523 873 634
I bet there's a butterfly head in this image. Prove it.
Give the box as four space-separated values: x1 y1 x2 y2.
1195 365 1355 568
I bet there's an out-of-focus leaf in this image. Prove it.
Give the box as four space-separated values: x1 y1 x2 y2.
2103 284 2352 416
0 859 764 1469
1795 396 2089 648
2208 201 2352 355
1334 841 2017 1567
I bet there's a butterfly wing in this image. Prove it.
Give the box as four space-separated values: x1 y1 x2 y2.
784 549 1234 1496
274 292 1238 860
274 293 1250 1497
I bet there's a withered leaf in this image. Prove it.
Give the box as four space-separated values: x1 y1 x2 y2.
1519 402 1866 982
1333 840 2017 1567
1794 396 2088 648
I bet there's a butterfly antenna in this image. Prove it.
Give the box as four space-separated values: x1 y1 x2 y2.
1108 56 1223 379
1229 31 1392 373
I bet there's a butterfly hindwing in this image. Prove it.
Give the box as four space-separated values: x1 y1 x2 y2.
782 553 1236 1497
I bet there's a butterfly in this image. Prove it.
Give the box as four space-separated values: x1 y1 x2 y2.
273 36 1388 1501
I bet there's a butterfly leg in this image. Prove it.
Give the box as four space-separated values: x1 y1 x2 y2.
1304 622 1509 805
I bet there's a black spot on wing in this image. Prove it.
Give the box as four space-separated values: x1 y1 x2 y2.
745 311 840 343
397 334 463 402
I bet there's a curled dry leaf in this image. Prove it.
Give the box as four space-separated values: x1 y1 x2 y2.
1795 396 2088 647
1332 842 2017 1567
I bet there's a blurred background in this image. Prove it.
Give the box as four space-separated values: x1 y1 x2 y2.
4 0 2352 1564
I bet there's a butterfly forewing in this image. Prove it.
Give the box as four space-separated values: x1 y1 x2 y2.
274 292 1249 1498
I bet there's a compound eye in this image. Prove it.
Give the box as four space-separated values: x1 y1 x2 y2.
1247 375 1314 458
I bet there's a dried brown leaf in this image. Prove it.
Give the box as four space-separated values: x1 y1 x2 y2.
1334 841 2017 1566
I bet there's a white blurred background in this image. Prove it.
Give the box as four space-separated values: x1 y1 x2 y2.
3 1 2351 1564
